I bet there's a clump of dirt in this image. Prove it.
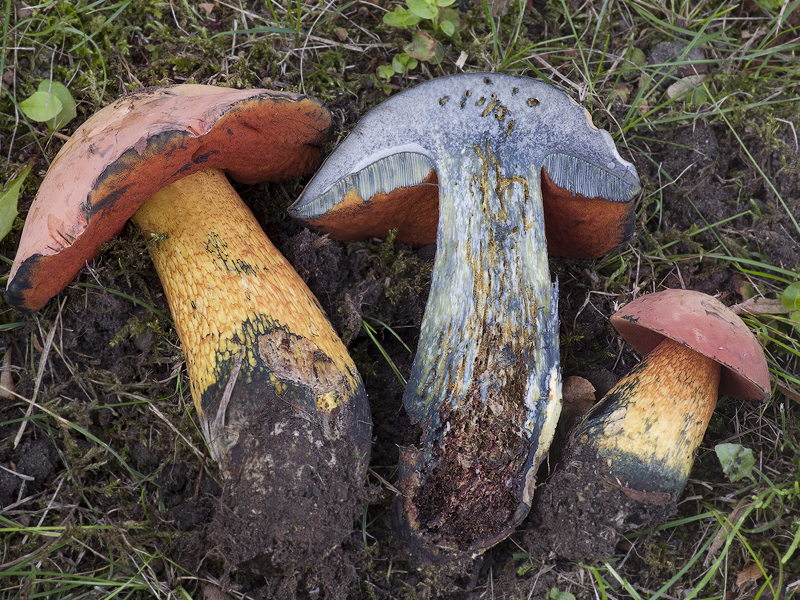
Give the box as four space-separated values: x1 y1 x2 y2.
0 435 57 507
281 229 382 345
207 409 372 599
526 444 677 560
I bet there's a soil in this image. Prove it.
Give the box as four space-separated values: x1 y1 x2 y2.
2 20 799 600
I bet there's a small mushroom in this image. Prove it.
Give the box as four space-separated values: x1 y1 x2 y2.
532 289 769 560
5 85 372 577
289 73 641 558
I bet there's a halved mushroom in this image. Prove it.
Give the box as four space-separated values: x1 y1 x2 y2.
289 73 641 558
5 85 372 578
532 289 769 560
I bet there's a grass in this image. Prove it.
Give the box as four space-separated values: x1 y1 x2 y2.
1 0 799 598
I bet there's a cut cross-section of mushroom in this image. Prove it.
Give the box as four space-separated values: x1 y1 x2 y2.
5 85 372 580
290 73 641 559
531 289 770 560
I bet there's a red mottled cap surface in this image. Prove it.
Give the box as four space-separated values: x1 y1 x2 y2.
6 84 332 311
610 289 770 401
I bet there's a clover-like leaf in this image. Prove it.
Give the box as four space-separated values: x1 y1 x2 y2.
715 443 755 483
383 7 420 28
39 81 77 131
377 64 396 81
439 8 466 35
549 588 576 600
407 0 437 20
392 53 418 72
19 90 63 123
781 282 800 312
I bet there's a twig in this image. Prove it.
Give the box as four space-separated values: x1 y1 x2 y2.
368 468 400 495
145 400 206 462
210 350 243 445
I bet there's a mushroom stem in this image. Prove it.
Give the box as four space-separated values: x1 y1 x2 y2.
290 74 642 559
396 140 561 556
131 168 371 469
572 337 721 494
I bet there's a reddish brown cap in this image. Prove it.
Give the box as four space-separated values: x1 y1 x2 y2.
6 84 332 311
610 289 770 401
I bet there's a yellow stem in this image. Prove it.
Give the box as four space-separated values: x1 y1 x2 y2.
130 168 366 461
576 337 721 491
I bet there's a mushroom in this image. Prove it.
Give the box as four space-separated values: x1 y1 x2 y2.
532 289 770 560
5 85 372 577
289 73 641 558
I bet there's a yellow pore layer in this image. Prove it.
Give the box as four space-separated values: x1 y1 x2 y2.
131 168 358 417
590 337 721 480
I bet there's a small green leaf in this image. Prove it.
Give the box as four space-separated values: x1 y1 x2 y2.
0 162 33 242
383 7 420 28
383 10 403 27
377 64 396 81
392 53 418 72
781 282 800 312
405 30 437 61
715 443 755 483
432 40 445 64
439 8 465 34
437 0 456 6
407 0 437 20
19 90 62 123
549 588 576 600
790 310 800 335
621 46 646 72
439 19 454 36
38 81 77 131
753 0 785 9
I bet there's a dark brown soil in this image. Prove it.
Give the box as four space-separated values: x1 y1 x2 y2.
526 443 678 561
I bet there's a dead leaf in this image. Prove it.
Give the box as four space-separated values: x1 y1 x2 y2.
203 584 234 600
562 376 596 416
487 0 512 17
735 562 763 588
729 297 789 316
0 348 13 400
667 74 707 99
611 83 631 103
334 27 348 41
198 3 218 15
777 381 800 405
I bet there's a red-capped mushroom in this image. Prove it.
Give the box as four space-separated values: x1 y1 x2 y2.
531 289 769 559
5 85 372 581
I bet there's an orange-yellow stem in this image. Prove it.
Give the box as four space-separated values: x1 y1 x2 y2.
131 168 369 465
574 337 721 493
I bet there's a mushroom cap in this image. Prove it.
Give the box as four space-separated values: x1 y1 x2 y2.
6 84 332 311
610 289 770 401
289 73 640 257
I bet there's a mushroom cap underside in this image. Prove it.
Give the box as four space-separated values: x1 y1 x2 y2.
288 166 636 258
289 73 640 257
610 289 770 401
6 84 332 311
